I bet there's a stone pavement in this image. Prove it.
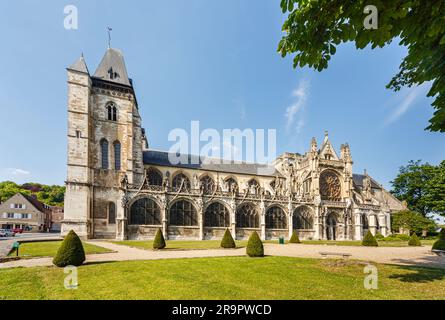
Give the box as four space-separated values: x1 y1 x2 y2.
0 240 14 258
0 241 444 269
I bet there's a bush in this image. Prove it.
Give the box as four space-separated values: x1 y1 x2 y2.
362 230 378 247
153 228 166 250
220 229 236 248
375 232 384 240
408 233 421 246
432 229 445 251
53 230 86 267
246 231 264 257
289 231 301 244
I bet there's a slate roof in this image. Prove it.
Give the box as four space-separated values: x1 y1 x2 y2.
67 55 89 74
93 48 131 86
352 174 382 189
143 150 281 177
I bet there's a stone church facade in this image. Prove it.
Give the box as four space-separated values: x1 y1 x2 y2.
62 47 404 241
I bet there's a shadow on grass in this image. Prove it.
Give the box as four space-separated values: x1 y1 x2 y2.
389 265 445 283
83 260 119 266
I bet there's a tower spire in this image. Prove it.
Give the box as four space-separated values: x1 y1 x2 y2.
107 26 112 48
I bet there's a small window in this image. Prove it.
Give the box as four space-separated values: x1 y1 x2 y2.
76 130 81 138
108 202 116 224
114 141 121 170
100 139 109 169
106 103 117 121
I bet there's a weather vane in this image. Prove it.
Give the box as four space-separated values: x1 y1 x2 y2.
107 26 112 48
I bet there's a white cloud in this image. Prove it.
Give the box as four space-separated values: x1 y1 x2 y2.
384 84 429 125
285 79 309 133
8 168 31 175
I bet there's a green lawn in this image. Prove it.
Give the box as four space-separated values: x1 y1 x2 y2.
0 256 444 299
112 240 249 250
8 241 112 258
112 239 436 250
302 240 436 247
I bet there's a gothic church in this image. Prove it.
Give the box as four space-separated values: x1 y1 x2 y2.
63 47 404 241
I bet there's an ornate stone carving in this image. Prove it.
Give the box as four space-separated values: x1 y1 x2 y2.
319 170 341 201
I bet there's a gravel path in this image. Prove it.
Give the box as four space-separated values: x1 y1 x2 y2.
0 241 444 269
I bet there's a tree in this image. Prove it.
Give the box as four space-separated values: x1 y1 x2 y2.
220 229 236 248
408 233 421 246
391 210 437 235
425 160 445 216
391 160 437 216
289 231 301 243
53 230 86 267
432 229 445 251
153 228 166 249
0 181 65 206
362 230 378 247
278 1 445 132
246 232 264 257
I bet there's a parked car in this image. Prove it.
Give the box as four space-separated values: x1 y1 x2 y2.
12 228 23 234
0 229 15 237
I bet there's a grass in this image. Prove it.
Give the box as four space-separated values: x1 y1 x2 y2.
112 239 436 250
0 256 444 300
7 241 112 258
301 240 436 247
112 240 249 250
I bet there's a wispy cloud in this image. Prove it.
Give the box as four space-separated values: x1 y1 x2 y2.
285 79 309 134
8 168 31 175
384 84 429 125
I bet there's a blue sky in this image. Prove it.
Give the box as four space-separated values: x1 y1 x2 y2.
0 0 444 190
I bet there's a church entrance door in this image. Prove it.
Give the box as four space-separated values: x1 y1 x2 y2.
326 214 337 240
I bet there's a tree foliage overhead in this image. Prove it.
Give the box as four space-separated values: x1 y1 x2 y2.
391 160 445 217
0 181 65 207
278 0 445 132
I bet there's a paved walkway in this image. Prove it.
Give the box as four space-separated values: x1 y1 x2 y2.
0 241 444 269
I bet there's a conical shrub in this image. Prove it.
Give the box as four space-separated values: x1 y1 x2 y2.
153 228 166 249
432 229 445 251
362 230 378 247
289 231 301 244
246 231 264 257
220 228 236 248
53 230 86 267
408 233 421 246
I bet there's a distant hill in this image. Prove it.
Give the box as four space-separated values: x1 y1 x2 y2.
0 181 65 207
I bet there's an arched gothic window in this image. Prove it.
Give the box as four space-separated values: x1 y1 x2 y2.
200 175 215 194
319 170 341 201
169 200 197 226
129 198 161 225
113 141 121 170
108 202 116 224
147 168 163 186
266 206 287 229
106 103 117 121
100 139 109 169
293 206 313 230
172 173 191 191
204 202 230 227
236 203 259 228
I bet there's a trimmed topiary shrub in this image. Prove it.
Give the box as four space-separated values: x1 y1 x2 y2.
375 232 384 240
432 229 445 251
220 228 236 248
408 233 421 246
289 231 301 244
153 228 166 249
246 231 264 257
53 230 86 267
362 230 378 247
